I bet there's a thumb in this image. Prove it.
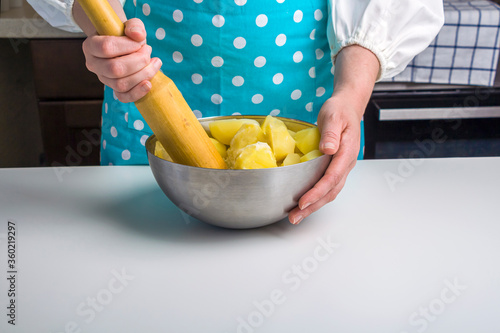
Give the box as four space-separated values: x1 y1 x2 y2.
319 116 343 156
124 18 147 43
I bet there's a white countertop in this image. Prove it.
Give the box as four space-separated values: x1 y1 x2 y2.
0 157 499 332
0 0 84 38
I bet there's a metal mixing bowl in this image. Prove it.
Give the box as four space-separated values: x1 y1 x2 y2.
146 115 331 229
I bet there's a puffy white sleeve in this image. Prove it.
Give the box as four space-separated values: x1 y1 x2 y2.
26 0 126 33
327 0 445 81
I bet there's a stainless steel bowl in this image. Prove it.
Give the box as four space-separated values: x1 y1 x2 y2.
146 115 331 229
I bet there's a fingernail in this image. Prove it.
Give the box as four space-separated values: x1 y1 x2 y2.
292 215 303 225
142 81 152 92
130 27 141 33
155 58 163 69
300 202 311 210
322 143 335 151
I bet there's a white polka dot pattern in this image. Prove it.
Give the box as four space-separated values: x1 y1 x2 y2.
156 28 166 40
142 3 150 16
192 73 203 84
314 9 323 21
275 34 287 47
316 87 326 97
273 73 284 85
293 10 303 23
293 51 303 63
252 94 264 104
315 49 324 60
291 89 302 100
256 14 268 27
140 135 148 146
122 150 131 161
211 94 223 104
134 119 145 131
309 67 316 78
233 37 246 49
232 76 245 87
173 9 183 22
212 15 225 28
173 51 183 63
254 56 266 68
212 56 224 67
191 34 203 46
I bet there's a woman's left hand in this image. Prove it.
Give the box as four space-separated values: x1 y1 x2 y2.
288 94 362 225
288 44 380 225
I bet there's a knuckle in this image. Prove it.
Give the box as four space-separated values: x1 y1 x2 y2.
324 171 342 187
140 53 151 68
108 61 125 78
114 91 130 104
114 78 130 93
99 38 115 57
85 60 94 73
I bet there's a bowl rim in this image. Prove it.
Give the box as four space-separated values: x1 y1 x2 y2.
146 115 330 172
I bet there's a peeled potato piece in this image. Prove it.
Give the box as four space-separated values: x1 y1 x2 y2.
262 115 296 162
226 123 267 168
233 142 277 169
210 138 227 159
229 123 266 151
282 153 301 166
209 119 260 145
300 149 323 162
294 127 321 155
154 140 173 162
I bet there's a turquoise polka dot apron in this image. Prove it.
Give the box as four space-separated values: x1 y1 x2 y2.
100 0 365 165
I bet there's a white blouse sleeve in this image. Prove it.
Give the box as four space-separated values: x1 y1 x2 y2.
26 0 126 33
327 0 445 81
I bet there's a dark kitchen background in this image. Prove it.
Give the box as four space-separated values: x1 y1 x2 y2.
0 0 499 168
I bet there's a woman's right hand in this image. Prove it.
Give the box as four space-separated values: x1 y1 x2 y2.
82 18 163 103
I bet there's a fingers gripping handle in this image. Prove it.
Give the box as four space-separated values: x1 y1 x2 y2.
75 0 228 169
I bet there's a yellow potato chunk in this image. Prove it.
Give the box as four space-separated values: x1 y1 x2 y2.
229 123 266 151
300 149 323 163
209 119 260 145
154 140 173 162
294 127 321 155
262 115 296 162
282 153 301 166
233 142 277 169
225 123 266 168
288 130 296 139
210 138 227 159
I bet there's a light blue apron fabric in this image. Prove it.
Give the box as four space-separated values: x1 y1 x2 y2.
100 0 365 165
